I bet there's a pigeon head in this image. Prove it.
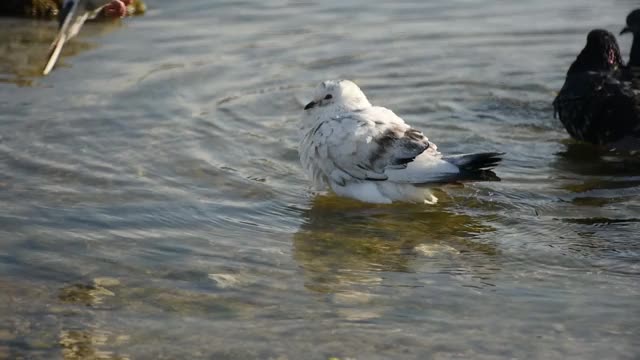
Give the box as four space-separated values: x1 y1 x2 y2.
621 9 640 35
568 29 624 74
304 80 372 112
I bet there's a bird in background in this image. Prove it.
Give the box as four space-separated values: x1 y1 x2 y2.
621 9 640 83
299 80 503 204
43 0 131 75
553 29 640 150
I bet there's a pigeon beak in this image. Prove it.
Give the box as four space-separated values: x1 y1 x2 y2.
304 101 316 110
620 27 631 35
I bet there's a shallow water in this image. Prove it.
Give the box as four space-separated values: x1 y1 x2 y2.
1 0 639 359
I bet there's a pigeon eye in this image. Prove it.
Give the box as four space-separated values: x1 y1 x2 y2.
324 94 333 100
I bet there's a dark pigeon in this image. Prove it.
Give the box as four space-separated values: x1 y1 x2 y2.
621 9 640 84
553 29 640 150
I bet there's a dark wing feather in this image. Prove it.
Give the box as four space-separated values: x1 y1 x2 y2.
369 126 432 169
553 70 640 145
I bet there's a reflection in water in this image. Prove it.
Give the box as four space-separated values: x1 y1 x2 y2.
554 142 640 177
0 19 125 85
551 143 640 207
551 142 640 206
293 194 499 293
59 330 129 360
523 143 640 276
58 279 129 360
59 279 118 307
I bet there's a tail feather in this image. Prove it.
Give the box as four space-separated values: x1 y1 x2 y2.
385 151 504 184
426 152 504 183
443 152 504 171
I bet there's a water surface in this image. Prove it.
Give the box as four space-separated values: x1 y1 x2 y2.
1 1 639 359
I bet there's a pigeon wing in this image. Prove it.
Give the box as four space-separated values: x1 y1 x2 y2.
315 107 434 185
554 71 640 142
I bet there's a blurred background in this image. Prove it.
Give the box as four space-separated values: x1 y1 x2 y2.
0 1 639 359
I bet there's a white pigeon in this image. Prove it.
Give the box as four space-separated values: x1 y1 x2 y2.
299 80 503 204
43 0 122 75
